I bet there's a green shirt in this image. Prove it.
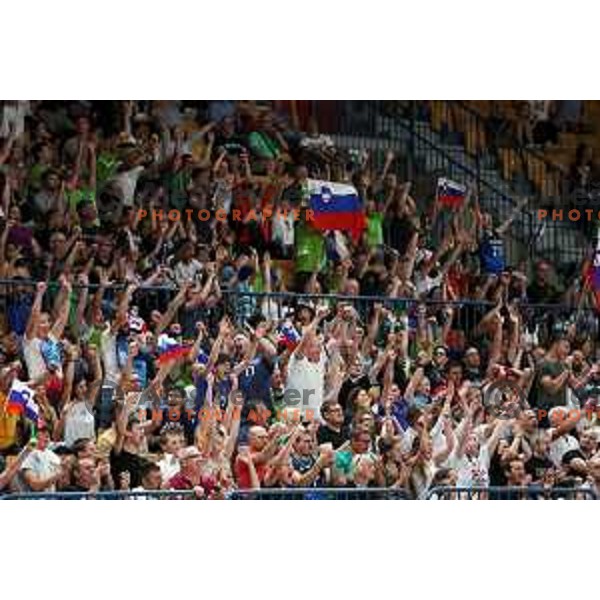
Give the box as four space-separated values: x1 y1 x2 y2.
165 170 190 211
248 131 280 160
295 222 326 274
366 212 384 247
66 187 96 213
96 153 119 188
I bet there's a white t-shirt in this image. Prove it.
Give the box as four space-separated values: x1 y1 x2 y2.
64 401 96 447
23 337 46 382
19 448 61 492
400 427 418 454
414 271 443 296
549 432 581 468
158 454 180 484
447 445 491 488
23 335 60 382
174 259 203 286
272 213 295 247
285 351 326 421
108 166 144 206
1 101 30 137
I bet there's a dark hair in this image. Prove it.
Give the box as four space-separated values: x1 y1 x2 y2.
431 468 453 487
71 438 93 457
445 360 463 375
406 406 423 427
53 445 74 457
347 387 368 411
160 424 184 446
377 437 394 456
320 399 339 420
140 462 161 481
126 415 141 431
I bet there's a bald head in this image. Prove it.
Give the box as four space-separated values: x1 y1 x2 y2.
248 426 268 451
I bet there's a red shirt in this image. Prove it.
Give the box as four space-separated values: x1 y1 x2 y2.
167 472 194 490
234 454 267 489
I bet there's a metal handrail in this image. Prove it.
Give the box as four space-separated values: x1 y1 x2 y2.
0 279 591 312
0 489 197 500
226 487 409 500
426 485 598 500
1 487 409 500
3 485 595 500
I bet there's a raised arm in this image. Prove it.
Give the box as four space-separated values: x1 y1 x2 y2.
114 282 137 331
404 367 425 403
496 197 529 236
155 282 190 335
25 281 47 341
50 275 73 340
85 344 103 408
294 305 329 360
433 415 455 466
224 376 243 460
484 418 508 458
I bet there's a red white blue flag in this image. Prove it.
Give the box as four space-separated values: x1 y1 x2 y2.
308 179 366 242
437 177 466 209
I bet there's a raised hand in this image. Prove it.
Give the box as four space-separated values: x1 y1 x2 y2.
119 471 131 491
316 305 330 320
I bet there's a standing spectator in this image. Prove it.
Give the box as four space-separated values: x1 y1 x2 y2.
18 420 61 492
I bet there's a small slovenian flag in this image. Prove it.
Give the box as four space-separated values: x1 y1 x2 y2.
277 321 301 350
592 227 600 290
308 179 366 242
7 380 39 422
436 177 466 209
156 334 190 365
584 227 600 314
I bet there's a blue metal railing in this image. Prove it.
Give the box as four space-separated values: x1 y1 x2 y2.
0 489 198 500
2 486 595 500
0 488 409 500
426 485 598 500
227 487 409 500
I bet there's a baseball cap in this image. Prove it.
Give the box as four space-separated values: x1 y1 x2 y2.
179 446 202 461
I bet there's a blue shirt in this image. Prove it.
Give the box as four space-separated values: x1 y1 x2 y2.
375 398 409 431
238 356 272 406
7 295 33 336
194 374 231 410
479 228 505 274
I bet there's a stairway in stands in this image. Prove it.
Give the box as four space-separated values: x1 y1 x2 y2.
329 104 588 270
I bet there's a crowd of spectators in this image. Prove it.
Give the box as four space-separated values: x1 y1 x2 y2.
1 100 600 500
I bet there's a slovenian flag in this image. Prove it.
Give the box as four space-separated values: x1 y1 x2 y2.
584 227 600 312
277 321 301 350
592 227 600 290
156 333 190 365
308 179 366 242
6 380 39 422
437 177 466 209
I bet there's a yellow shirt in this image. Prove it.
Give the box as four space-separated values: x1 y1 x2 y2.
0 391 19 451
